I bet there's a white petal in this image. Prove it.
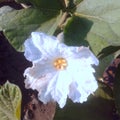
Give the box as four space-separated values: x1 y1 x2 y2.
69 82 81 102
62 46 99 66
69 82 88 103
38 73 58 104
67 59 98 103
24 58 56 91
31 32 60 57
77 47 99 65
38 90 52 104
46 71 72 108
24 37 41 61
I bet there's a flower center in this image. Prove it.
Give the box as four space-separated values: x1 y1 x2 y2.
54 58 67 70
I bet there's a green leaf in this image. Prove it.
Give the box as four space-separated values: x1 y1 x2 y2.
64 0 120 76
94 82 113 100
64 16 111 56
0 81 22 120
75 0 120 53
114 64 120 115
64 17 115 77
97 46 120 59
54 82 114 120
63 16 113 77
74 0 83 5
0 6 14 30
0 8 60 51
0 6 14 16
64 16 92 47
15 0 62 10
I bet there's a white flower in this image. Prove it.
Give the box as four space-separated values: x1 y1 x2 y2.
24 32 99 108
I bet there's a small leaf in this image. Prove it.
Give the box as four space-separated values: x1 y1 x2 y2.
0 8 60 51
0 81 22 120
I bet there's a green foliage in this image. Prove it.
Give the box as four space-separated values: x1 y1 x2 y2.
0 6 14 16
76 0 120 53
15 0 62 10
64 16 92 47
63 0 120 77
95 82 113 100
0 81 22 120
0 0 119 54
0 8 60 51
98 46 120 59
74 0 83 5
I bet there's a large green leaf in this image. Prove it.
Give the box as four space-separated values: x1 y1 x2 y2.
64 0 120 55
64 16 93 47
15 0 62 10
0 8 60 51
64 0 120 76
75 0 120 54
54 82 114 120
64 16 111 57
0 81 22 120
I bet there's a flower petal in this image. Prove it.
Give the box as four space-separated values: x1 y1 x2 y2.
61 46 99 66
45 71 72 108
69 82 88 103
37 71 71 108
37 73 58 104
24 37 41 62
24 58 56 91
31 32 60 58
69 82 81 102
77 47 99 65
67 59 98 103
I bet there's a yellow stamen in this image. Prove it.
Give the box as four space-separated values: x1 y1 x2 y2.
54 58 67 70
